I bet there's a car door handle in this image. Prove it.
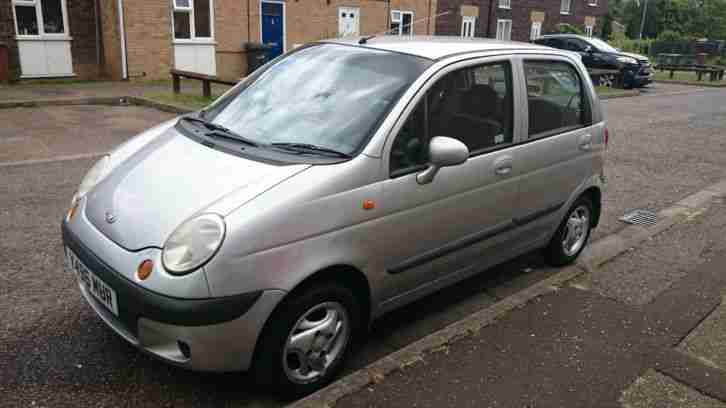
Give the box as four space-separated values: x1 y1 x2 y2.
493 156 513 176
579 134 593 151
495 165 512 175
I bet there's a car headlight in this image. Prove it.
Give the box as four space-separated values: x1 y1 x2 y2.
162 214 226 275
617 56 638 65
73 155 110 203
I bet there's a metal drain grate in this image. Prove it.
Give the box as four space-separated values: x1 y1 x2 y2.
619 209 658 226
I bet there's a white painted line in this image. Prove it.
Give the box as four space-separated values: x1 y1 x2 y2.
0 152 106 168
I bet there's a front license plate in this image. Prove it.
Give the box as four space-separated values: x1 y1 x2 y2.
65 247 119 316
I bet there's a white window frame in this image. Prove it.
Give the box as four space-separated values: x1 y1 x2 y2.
496 19 512 41
560 0 571 14
588 0 598 5
461 16 476 38
390 10 414 36
172 0 215 43
12 0 71 39
530 21 542 41
499 0 511 9
585 25 594 37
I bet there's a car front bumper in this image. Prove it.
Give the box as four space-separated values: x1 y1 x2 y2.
62 221 286 372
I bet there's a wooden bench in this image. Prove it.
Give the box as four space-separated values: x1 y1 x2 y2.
170 69 239 98
656 64 725 82
588 69 624 88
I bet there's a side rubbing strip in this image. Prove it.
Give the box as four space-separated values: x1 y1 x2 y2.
513 201 565 226
387 221 515 275
387 201 565 275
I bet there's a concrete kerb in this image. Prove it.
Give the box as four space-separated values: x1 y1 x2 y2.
288 180 726 408
0 96 193 114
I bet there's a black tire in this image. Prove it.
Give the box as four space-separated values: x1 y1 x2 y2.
544 196 594 266
252 282 361 399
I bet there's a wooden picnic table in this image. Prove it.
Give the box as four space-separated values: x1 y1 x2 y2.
655 64 725 82
170 69 239 98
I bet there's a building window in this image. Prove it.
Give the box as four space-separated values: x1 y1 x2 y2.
530 21 542 41
560 0 571 14
588 0 598 5
585 25 593 37
12 0 69 37
391 10 414 36
496 19 512 41
173 0 214 40
461 16 476 38
499 0 511 9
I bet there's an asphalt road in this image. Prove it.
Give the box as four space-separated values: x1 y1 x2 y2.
1 84 726 407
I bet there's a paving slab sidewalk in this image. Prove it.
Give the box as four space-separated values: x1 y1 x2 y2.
330 203 726 408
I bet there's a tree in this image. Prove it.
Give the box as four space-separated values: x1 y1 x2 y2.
600 12 614 39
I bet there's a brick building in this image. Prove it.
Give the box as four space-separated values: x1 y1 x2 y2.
435 0 607 43
2 0 436 81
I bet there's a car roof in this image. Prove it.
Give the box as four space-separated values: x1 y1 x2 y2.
539 34 593 42
323 35 556 60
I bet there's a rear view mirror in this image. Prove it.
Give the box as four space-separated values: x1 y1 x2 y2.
417 136 469 184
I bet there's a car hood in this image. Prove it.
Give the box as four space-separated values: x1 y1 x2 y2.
85 127 310 250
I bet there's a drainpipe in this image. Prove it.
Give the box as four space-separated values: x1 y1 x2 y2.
117 0 128 79
94 0 102 69
247 0 251 41
427 0 432 34
486 0 495 38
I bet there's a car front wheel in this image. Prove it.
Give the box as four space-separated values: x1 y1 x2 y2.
252 282 360 398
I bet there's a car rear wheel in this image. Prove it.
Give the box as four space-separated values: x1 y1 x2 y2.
544 196 593 266
252 282 360 399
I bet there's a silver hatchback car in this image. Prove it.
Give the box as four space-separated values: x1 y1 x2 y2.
62 36 606 396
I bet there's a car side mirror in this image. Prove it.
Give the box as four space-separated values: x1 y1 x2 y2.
417 136 469 185
584 45 594 53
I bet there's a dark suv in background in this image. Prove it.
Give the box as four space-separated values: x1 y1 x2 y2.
535 34 653 88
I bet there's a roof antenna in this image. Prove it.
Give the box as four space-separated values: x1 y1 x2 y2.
359 35 376 44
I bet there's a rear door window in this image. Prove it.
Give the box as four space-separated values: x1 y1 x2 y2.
524 60 591 138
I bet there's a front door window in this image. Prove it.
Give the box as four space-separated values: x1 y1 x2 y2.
390 61 514 175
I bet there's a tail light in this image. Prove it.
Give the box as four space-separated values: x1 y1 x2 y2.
604 127 609 148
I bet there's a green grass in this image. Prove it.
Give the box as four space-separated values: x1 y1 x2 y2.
142 91 219 110
653 70 726 86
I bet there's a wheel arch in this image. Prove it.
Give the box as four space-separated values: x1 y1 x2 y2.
582 186 602 228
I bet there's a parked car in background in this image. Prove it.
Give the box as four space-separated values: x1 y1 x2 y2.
535 34 653 88
62 36 607 397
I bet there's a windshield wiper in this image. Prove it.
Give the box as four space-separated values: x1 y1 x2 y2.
180 116 259 147
270 142 352 158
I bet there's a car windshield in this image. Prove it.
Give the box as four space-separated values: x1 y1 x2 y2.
204 44 432 156
587 38 619 53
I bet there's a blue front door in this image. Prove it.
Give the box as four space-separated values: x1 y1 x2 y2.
261 2 284 60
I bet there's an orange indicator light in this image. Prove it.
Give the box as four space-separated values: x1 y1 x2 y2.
137 260 154 280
